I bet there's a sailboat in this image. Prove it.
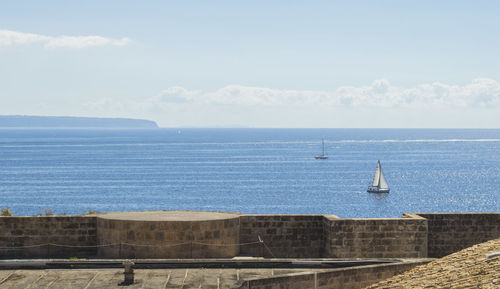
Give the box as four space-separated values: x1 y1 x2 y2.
367 160 390 193
314 139 328 159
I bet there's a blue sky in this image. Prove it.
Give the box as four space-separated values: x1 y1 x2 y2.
1 1 500 127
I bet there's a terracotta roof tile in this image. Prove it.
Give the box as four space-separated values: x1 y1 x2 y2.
365 238 500 289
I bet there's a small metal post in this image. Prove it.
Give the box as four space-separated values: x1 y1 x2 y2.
123 260 135 285
258 235 264 257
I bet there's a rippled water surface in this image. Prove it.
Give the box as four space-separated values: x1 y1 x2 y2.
0 128 499 217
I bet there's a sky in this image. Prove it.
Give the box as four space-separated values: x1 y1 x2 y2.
1 0 500 128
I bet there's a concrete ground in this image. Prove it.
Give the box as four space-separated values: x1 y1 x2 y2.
0 268 323 289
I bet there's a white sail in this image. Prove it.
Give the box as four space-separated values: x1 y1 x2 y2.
378 164 389 190
372 161 381 187
368 160 390 193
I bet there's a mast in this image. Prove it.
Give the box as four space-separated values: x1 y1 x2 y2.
315 139 328 159
372 161 381 187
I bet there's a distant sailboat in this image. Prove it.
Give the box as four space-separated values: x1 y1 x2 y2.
315 139 328 159
367 160 390 193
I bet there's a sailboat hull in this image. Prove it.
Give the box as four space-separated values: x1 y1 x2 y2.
367 187 390 193
315 155 328 159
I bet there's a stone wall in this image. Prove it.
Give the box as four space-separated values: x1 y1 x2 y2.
1 212 499 260
97 216 240 258
240 214 428 259
414 213 500 257
239 215 326 258
238 260 431 289
323 214 428 258
0 216 97 258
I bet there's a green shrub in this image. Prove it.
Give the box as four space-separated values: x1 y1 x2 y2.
1 208 12 216
43 208 53 216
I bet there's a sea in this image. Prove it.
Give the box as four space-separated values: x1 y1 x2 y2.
0 128 499 218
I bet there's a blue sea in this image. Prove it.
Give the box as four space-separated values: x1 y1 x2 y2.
0 128 499 218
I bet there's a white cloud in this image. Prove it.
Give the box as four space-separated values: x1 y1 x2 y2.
44 35 130 49
110 78 500 109
81 78 500 128
0 30 49 46
0 29 131 49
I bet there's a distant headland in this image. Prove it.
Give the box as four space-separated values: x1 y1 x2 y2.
0 115 159 129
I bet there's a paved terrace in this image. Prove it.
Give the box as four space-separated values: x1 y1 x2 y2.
0 268 320 289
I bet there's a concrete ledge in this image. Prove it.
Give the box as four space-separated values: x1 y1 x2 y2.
239 259 432 289
98 210 241 221
0 258 412 270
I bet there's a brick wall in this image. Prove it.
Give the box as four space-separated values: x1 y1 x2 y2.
415 213 500 257
323 215 428 258
239 215 326 258
0 216 97 258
